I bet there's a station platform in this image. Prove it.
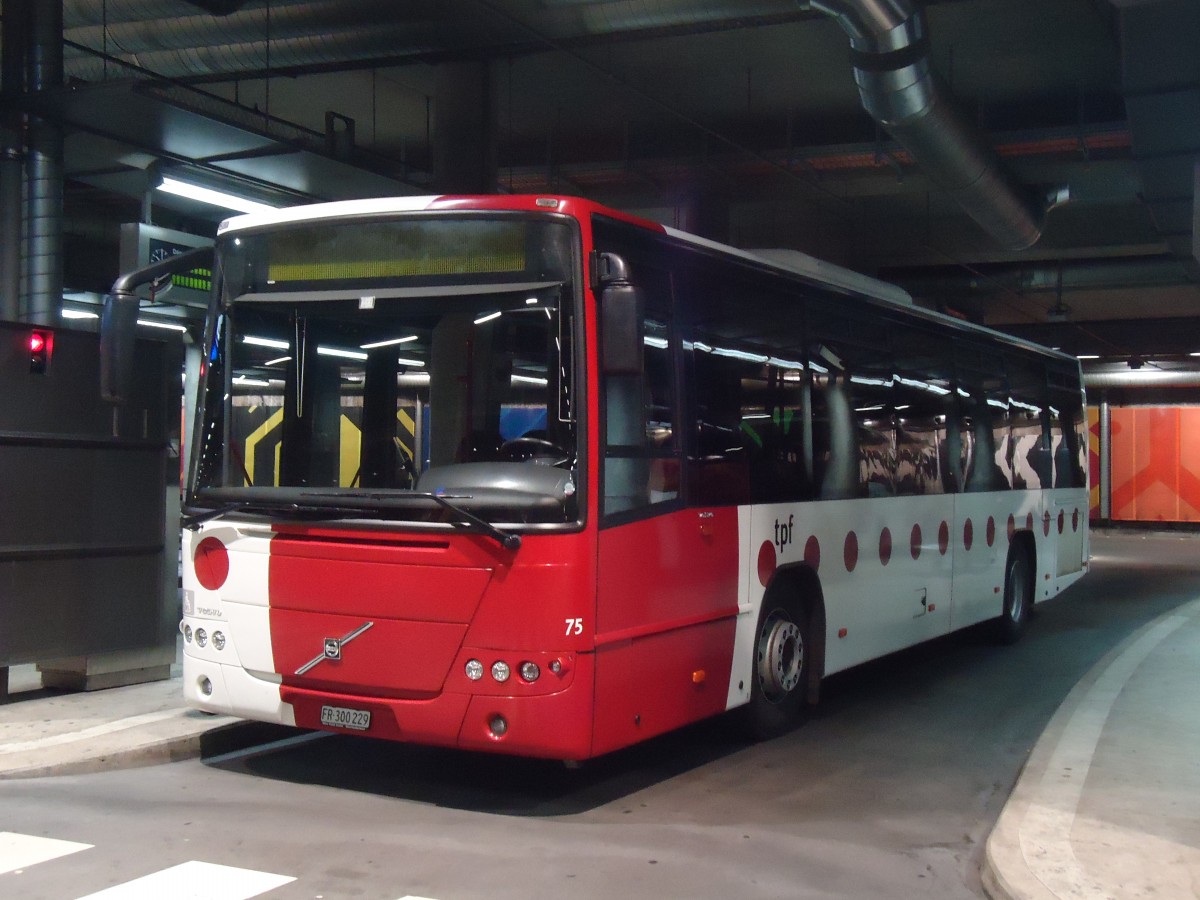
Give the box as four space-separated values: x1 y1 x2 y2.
1 548 1197 899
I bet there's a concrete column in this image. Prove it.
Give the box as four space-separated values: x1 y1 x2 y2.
432 60 496 194
23 0 64 326
680 183 732 243
1099 397 1112 522
1 0 27 323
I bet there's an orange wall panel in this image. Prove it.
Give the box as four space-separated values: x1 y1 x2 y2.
1109 407 1200 523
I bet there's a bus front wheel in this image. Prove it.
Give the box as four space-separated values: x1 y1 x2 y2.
744 593 810 740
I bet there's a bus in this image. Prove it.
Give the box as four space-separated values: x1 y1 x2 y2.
119 194 1088 760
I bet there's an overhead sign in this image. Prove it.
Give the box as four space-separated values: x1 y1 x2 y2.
119 224 214 307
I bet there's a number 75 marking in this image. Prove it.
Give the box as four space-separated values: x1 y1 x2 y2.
564 618 584 636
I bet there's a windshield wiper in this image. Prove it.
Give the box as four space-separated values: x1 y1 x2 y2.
182 502 254 530
425 492 522 551
184 492 522 551
298 490 522 551
182 500 388 530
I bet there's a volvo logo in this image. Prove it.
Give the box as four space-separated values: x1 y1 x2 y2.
295 621 374 676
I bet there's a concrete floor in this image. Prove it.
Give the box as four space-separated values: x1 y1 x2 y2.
0 529 1196 899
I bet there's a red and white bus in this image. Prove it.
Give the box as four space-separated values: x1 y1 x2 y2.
167 194 1088 760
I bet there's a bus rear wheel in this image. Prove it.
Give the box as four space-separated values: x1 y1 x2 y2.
744 594 810 740
995 544 1033 644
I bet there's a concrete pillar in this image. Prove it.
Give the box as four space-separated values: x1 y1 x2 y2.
1 0 27 323
1099 397 1112 522
22 0 64 327
432 60 496 194
680 182 732 243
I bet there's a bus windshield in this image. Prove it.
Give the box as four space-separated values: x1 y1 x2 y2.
189 214 580 525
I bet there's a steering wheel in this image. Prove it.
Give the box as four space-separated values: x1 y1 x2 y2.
499 436 573 467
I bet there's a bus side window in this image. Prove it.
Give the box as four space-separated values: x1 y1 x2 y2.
892 325 951 496
806 321 893 500
685 270 807 505
1049 365 1086 489
1008 357 1052 489
958 348 1012 492
690 350 753 505
812 365 859 500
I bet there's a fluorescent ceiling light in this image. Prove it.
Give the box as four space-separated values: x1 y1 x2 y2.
1076 354 1100 360
395 356 426 367
473 311 502 325
360 335 418 349
157 176 278 215
264 356 291 366
137 318 187 333
233 375 271 387
317 346 368 360
243 335 289 349
512 374 548 386
62 309 99 320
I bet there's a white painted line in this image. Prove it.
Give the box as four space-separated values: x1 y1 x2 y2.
74 860 295 899
1017 600 1198 898
0 832 92 875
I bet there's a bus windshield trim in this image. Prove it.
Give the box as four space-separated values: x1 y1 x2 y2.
229 279 564 305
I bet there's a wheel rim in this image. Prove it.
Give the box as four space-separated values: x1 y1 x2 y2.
757 611 804 702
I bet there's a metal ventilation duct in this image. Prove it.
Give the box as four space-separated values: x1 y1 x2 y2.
802 0 1049 250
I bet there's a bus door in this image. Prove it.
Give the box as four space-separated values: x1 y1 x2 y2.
591 247 739 753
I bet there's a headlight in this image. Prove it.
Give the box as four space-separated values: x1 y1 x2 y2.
195 628 208 648
519 661 540 682
464 659 484 681
212 631 226 651
491 661 510 683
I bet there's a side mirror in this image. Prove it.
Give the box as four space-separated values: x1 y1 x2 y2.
100 292 140 403
601 283 645 376
595 252 644 376
99 245 213 404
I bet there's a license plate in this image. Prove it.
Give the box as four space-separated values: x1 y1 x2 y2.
320 705 371 731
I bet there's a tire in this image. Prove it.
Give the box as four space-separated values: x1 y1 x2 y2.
995 544 1033 644
743 592 810 740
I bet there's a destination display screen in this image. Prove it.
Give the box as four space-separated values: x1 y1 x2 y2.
263 220 527 282
218 216 574 296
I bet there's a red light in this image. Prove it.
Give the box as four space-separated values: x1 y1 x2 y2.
28 329 53 375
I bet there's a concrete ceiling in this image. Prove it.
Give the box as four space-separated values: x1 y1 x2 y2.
12 0 1200 365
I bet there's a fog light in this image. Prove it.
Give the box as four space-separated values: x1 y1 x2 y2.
464 659 484 681
519 661 540 682
183 624 193 643
549 658 563 674
195 627 208 648
489 714 508 737
212 631 226 651
199 676 213 696
491 661 510 683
